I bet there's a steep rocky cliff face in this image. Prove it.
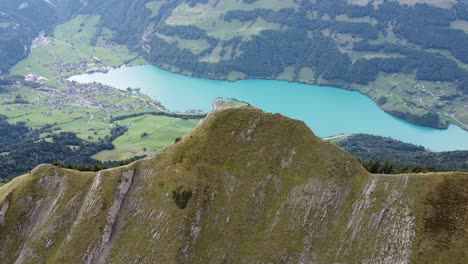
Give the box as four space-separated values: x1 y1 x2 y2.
0 107 467 263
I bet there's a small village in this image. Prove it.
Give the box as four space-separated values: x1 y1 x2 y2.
3 34 161 121
1 74 168 125
38 81 165 114
410 82 468 129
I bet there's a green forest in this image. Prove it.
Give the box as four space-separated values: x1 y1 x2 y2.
338 134 468 173
0 114 143 179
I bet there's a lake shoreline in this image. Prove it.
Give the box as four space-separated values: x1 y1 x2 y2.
153 63 460 132
69 65 468 152
92 62 459 132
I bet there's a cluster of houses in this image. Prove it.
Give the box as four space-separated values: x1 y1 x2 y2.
35 81 164 115
25 73 48 84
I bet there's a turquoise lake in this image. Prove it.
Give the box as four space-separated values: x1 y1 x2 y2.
70 65 468 151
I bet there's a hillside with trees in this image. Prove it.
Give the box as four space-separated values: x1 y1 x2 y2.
1 0 467 129
337 134 468 173
114 0 468 129
0 114 138 179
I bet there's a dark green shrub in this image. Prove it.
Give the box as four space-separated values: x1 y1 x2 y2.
172 189 192 209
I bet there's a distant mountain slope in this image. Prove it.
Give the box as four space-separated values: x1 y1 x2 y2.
338 133 468 172
2 0 468 130
0 106 467 263
0 0 87 73
135 0 468 129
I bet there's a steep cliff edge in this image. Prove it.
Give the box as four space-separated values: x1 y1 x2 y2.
0 106 467 263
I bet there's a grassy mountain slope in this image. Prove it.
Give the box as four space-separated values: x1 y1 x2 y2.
1 106 467 263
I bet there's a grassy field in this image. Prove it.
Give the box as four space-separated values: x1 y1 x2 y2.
298 67 315 83
167 10 281 40
450 20 468 33
54 15 139 66
335 14 377 25
93 115 200 161
145 0 168 17
0 85 172 140
156 33 211 55
9 45 63 86
346 0 456 9
165 0 293 40
227 71 247 81
277 66 295 82
199 42 228 63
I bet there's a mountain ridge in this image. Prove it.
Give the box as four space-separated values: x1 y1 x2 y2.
1 106 467 263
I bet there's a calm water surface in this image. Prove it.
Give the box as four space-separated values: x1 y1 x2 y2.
70 65 468 151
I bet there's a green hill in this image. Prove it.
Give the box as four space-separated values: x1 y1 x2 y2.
1 106 467 263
